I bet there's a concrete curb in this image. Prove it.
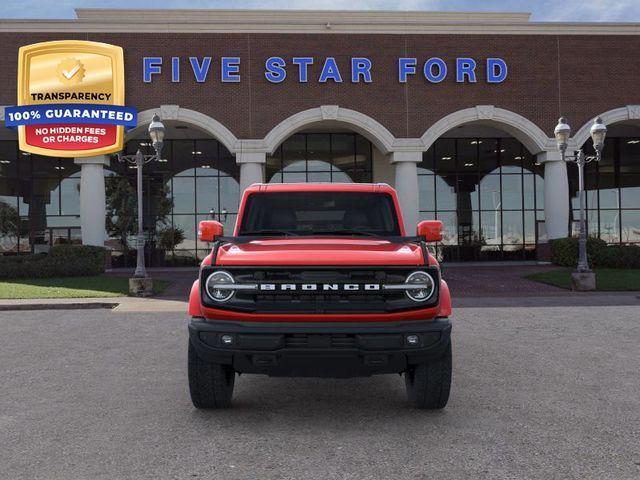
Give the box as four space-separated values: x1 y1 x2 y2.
0 302 119 312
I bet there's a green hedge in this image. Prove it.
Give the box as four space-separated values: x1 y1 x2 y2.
0 245 106 279
550 237 640 268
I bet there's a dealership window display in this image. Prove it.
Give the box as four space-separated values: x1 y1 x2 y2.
418 137 544 261
569 137 640 245
0 141 82 254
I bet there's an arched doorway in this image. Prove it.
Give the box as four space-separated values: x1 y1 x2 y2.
418 124 545 261
261 108 398 228
266 130 374 184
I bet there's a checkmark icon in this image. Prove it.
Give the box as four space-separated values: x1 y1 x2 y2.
62 64 80 79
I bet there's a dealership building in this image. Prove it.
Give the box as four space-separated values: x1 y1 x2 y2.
0 9 639 264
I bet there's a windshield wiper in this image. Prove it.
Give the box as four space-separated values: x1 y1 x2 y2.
240 229 300 236
312 229 382 237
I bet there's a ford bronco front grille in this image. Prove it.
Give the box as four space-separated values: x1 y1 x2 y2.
200 266 440 314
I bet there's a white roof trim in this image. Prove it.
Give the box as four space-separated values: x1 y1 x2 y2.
0 9 639 35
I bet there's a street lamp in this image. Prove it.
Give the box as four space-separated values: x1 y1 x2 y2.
554 116 607 283
117 113 165 281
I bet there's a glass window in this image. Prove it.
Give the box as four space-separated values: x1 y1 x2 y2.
238 192 400 236
266 133 372 185
502 211 524 247
599 210 620 243
307 134 331 172
419 147 434 173
282 134 306 172
332 133 355 172
620 174 640 209
0 141 18 177
481 210 502 246
434 139 456 176
436 211 457 245
456 138 478 173
173 140 195 176
621 210 640 243
479 175 501 211
172 214 196 250
500 138 523 174
477 139 499 173
172 177 195 214
195 177 218 215
418 175 435 211
60 177 80 215
619 138 640 174
501 175 523 210
435 175 456 211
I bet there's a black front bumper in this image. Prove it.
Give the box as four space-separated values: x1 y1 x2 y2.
189 318 452 378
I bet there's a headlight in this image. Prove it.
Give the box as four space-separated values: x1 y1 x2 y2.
205 271 235 302
405 271 435 302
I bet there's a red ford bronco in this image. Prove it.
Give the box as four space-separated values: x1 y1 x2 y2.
188 183 452 409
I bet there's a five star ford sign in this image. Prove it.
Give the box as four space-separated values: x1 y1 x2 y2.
4 40 137 158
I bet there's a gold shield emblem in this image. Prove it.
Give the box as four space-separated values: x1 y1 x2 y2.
16 40 125 157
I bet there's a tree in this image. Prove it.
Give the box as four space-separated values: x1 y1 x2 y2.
0 201 21 251
105 176 173 252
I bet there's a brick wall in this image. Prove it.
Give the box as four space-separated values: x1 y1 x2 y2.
0 32 638 140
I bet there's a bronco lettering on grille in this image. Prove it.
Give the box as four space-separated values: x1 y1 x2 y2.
258 283 382 291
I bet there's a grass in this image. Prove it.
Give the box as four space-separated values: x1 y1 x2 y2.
0 275 170 299
526 268 640 291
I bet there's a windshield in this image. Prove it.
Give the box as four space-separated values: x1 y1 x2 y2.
238 191 401 237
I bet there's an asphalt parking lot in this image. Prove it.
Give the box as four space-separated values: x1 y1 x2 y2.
1 305 639 480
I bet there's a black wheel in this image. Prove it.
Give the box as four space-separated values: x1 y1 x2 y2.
404 342 452 409
188 340 235 409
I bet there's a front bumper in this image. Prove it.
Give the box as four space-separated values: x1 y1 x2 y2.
189 318 452 378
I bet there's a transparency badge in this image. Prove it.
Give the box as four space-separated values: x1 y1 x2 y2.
5 40 137 157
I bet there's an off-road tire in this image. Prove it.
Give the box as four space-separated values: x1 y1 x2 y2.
404 341 452 409
188 340 235 409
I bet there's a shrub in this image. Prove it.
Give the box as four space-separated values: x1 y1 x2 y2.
0 245 106 279
550 237 640 268
594 244 640 268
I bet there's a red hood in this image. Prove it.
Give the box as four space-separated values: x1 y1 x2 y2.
215 238 424 266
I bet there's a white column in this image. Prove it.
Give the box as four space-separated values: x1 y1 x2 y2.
391 151 421 235
74 155 109 246
237 151 266 192
538 151 569 239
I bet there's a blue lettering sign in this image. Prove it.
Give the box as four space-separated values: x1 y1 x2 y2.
221 57 241 83
456 58 477 83
351 57 372 83
319 57 342 83
171 57 180 83
265 56 287 83
189 57 211 83
487 58 508 83
398 58 417 83
292 57 314 82
424 58 447 83
143 57 162 83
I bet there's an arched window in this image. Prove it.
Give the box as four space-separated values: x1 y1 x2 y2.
266 133 372 183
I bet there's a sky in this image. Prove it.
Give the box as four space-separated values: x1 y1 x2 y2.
1 0 639 22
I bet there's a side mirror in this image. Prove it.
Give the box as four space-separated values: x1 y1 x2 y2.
198 220 224 242
417 220 442 242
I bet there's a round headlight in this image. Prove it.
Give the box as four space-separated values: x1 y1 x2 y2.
405 271 435 302
205 271 235 302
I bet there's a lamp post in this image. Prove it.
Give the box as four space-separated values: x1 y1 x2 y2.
117 114 165 289
553 116 607 289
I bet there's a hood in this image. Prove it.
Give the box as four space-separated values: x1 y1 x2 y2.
216 238 424 266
